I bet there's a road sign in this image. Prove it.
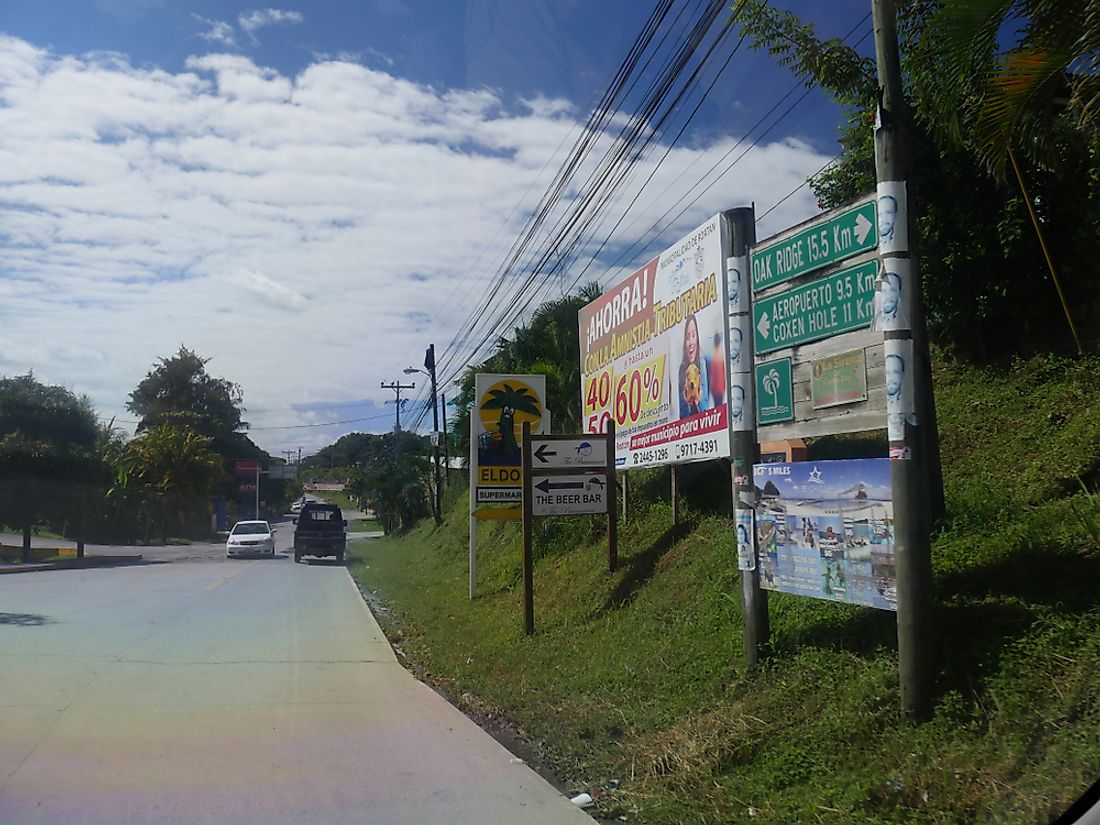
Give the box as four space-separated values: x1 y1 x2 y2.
531 474 609 516
751 199 876 292
753 260 877 355
755 358 794 424
529 436 608 469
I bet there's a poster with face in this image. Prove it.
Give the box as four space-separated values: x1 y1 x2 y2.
875 259 910 332
726 254 747 314
884 338 915 440
736 509 755 571
876 180 908 254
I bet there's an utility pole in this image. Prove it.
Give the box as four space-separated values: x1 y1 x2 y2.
403 346 443 523
441 392 449 486
426 345 442 523
871 0 936 721
725 206 769 668
381 380 415 432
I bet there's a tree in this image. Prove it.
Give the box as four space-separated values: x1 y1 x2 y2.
0 374 102 560
128 346 256 459
119 424 225 542
354 433 432 533
730 0 1100 358
915 0 1100 180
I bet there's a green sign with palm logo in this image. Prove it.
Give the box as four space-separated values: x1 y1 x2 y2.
755 358 794 424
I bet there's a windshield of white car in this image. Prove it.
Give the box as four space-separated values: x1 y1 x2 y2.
231 523 270 535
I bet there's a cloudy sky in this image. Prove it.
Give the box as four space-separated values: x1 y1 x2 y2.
0 0 870 456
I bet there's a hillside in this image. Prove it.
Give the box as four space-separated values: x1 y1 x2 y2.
346 353 1100 824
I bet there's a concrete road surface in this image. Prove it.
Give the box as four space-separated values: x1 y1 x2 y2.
0 560 593 825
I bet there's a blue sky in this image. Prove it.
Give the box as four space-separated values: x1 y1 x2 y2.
0 1 869 455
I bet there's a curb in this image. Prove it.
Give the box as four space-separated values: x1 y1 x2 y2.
0 555 144 574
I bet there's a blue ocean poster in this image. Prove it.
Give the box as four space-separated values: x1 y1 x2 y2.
752 458 896 611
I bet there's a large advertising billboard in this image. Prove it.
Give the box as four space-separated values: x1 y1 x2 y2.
579 215 730 468
753 458 896 611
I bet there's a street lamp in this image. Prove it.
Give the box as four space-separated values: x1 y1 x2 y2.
404 343 442 524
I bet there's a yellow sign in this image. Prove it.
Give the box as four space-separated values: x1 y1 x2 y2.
474 374 547 490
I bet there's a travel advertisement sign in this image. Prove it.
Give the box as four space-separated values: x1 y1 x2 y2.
752 459 896 611
579 215 730 468
472 374 547 504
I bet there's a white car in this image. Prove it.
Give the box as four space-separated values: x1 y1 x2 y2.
226 520 276 557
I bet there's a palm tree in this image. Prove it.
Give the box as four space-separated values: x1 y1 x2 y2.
916 0 1097 353
123 424 225 542
480 383 541 456
919 0 1099 180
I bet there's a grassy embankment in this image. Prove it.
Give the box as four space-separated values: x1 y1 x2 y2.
346 354 1100 824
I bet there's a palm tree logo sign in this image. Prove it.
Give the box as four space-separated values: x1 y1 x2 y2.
479 381 542 464
762 368 781 410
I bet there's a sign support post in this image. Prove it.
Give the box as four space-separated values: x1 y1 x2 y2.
607 420 618 573
522 422 535 635
726 206 769 667
872 0 936 721
671 466 679 527
469 412 478 599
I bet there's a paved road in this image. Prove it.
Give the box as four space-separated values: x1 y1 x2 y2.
0 559 592 824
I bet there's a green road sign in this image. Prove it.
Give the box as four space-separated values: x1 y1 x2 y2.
753 260 877 355
755 358 794 424
751 199 877 292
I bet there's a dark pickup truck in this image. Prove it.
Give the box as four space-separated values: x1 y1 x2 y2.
293 502 347 563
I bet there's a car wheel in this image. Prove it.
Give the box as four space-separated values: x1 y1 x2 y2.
336 549 344 564
294 550 301 563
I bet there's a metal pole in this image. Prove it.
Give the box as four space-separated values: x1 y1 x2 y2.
469 409 478 599
871 0 934 721
521 421 535 635
255 464 260 519
427 345 442 523
724 206 769 667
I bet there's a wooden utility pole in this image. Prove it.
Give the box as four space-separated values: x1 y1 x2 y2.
871 0 935 721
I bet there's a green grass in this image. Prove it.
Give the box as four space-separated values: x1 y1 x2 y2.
346 353 1100 824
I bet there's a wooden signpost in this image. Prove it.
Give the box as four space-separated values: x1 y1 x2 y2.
520 421 617 635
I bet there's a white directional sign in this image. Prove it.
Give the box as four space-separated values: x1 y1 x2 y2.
530 437 608 469
531 474 610 516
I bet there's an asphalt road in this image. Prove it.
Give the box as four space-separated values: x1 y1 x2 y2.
0 555 593 824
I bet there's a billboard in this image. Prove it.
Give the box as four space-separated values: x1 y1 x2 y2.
579 215 730 468
752 459 896 611
471 374 547 505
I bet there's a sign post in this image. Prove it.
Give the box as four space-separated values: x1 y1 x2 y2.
520 422 616 635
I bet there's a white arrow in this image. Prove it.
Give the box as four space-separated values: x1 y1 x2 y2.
757 311 771 340
854 212 873 245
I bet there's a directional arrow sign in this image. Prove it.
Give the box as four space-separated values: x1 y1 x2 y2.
751 199 877 292
753 261 878 355
533 444 557 463
531 473 609 516
529 437 608 468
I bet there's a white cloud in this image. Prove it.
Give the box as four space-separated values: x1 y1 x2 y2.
238 9 305 35
0 36 830 454
192 14 238 49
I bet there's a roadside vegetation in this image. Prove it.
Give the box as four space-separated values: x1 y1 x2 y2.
347 352 1100 824
0 347 300 554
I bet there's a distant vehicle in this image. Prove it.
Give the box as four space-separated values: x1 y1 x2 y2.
293 502 347 564
290 496 306 514
226 520 276 557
